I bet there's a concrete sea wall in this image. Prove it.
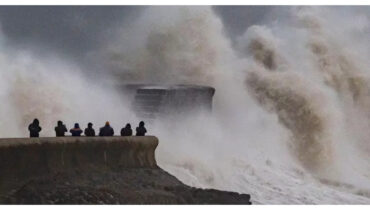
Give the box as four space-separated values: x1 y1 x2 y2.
0 136 159 195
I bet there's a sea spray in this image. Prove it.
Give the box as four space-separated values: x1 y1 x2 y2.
0 35 135 137
1 6 370 204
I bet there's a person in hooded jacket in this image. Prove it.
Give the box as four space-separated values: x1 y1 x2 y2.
121 123 132 136
99 121 114 136
84 122 95 136
55 120 67 137
70 123 83 136
136 121 147 136
28 118 42 138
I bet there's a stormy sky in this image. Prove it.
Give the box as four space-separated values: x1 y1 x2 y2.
0 7 142 59
0 7 272 54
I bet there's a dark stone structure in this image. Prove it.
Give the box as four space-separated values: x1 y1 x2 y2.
120 84 215 120
0 136 251 204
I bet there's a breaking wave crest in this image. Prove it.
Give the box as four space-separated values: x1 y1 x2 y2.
1 6 370 204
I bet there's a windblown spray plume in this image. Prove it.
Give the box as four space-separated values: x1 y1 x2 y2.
1 6 370 204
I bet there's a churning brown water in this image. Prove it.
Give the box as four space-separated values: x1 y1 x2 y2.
1 6 370 204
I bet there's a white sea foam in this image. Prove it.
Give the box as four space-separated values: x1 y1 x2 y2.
1 6 370 204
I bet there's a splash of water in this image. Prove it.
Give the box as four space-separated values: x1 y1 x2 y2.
106 6 370 203
0 31 136 137
1 6 370 204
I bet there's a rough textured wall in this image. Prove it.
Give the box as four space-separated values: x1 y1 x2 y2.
118 84 215 120
0 136 158 195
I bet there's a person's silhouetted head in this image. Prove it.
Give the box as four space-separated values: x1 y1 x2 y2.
33 118 39 125
125 123 131 129
88 122 93 128
29 118 41 138
100 121 114 136
57 120 63 126
74 123 80 129
136 121 147 136
139 121 145 127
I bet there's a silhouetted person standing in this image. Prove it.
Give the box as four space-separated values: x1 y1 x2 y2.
28 118 42 138
70 123 83 136
99 121 114 136
55 120 67 137
121 123 133 136
136 121 147 136
84 122 95 136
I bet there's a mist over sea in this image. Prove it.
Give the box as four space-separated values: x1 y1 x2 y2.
1 6 370 204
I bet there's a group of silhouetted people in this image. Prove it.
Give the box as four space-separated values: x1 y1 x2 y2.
28 118 147 138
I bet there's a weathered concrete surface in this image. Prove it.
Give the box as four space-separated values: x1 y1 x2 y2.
0 136 252 204
119 84 215 120
0 136 158 195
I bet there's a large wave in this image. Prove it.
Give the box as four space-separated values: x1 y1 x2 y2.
1 6 370 204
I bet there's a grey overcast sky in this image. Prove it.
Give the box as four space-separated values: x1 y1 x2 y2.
0 6 271 60
0 6 143 58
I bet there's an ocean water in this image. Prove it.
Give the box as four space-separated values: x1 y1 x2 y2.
1 6 370 204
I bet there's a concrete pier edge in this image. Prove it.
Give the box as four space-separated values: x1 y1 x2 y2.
0 136 159 195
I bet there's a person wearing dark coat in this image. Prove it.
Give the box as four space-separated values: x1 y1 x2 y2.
55 120 67 137
28 118 42 138
84 122 95 136
136 121 147 136
121 123 133 136
70 123 83 136
99 121 114 136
